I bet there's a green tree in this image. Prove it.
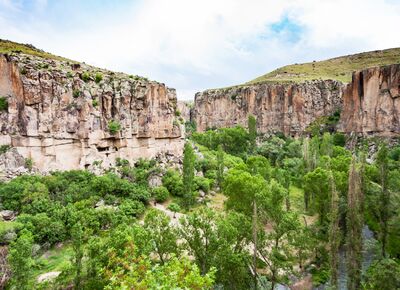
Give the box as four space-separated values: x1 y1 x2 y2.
328 171 340 289
167 203 181 218
363 258 400 290
376 143 390 257
179 208 219 275
144 209 179 265
182 142 196 208
257 180 301 290
248 115 257 151
216 144 224 187
8 229 34 289
71 222 85 289
303 167 330 227
346 156 363 290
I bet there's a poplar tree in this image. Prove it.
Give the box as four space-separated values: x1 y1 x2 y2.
329 171 340 289
216 144 224 187
248 115 257 151
346 156 363 290
182 142 196 208
376 143 390 257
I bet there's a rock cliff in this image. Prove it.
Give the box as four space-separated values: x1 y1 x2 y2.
339 64 400 137
0 53 184 172
192 80 343 136
193 64 400 138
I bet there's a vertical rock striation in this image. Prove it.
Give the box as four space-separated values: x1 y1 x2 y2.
339 64 400 136
0 53 184 172
192 80 343 136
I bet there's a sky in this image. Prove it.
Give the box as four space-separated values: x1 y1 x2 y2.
1 0 400 100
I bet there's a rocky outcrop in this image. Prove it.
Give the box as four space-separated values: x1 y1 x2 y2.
0 53 184 172
177 101 191 122
192 80 343 136
339 64 400 136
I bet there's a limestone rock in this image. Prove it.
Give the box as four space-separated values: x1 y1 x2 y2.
37 271 61 283
339 64 400 137
0 53 184 172
0 210 16 221
192 80 343 136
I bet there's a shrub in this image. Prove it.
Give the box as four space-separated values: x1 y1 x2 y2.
152 186 169 203
108 120 121 134
0 97 8 111
333 133 346 147
115 157 129 167
95 73 103 83
119 200 145 217
25 158 33 171
92 99 99 107
73 89 81 98
66 71 73 78
194 176 211 193
175 109 181 116
0 144 11 154
20 67 27 75
162 170 183 196
81 72 91 82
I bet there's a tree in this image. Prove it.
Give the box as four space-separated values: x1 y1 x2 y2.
248 115 257 151
214 211 252 289
224 168 267 289
303 167 330 227
216 144 224 187
167 203 181 218
328 171 340 289
71 222 85 290
182 142 196 208
346 156 363 290
257 180 301 290
8 229 34 290
363 258 400 290
376 143 390 257
179 208 219 275
144 209 179 265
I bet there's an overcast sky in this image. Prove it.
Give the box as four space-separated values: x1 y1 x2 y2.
1 0 400 99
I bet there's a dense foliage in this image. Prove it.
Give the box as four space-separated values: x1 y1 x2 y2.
1 121 399 289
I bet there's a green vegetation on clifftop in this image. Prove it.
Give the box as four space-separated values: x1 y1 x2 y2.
247 47 400 84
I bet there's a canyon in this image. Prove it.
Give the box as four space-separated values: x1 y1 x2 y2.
192 64 400 138
0 53 184 174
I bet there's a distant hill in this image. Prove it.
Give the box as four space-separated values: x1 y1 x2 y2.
246 47 400 85
0 39 71 61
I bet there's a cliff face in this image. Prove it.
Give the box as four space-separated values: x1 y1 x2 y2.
192 80 343 136
339 64 400 136
0 53 183 172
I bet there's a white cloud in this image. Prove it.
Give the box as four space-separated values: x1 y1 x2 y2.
0 0 399 99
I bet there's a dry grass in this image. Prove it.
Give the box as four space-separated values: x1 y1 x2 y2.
0 39 72 62
247 47 400 85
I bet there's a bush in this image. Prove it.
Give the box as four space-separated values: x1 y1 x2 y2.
92 99 99 107
194 176 211 193
119 200 145 217
108 120 121 134
152 186 169 203
73 89 81 98
81 72 91 82
25 158 33 171
0 97 8 111
95 73 103 83
162 170 183 196
332 133 346 147
0 144 11 154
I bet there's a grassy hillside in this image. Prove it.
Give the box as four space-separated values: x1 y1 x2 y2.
247 47 400 85
0 39 71 61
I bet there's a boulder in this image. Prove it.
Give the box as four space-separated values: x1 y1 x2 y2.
0 210 15 221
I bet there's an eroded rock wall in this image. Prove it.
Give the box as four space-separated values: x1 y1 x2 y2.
0 53 184 172
192 80 343 136
339 64 400 136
